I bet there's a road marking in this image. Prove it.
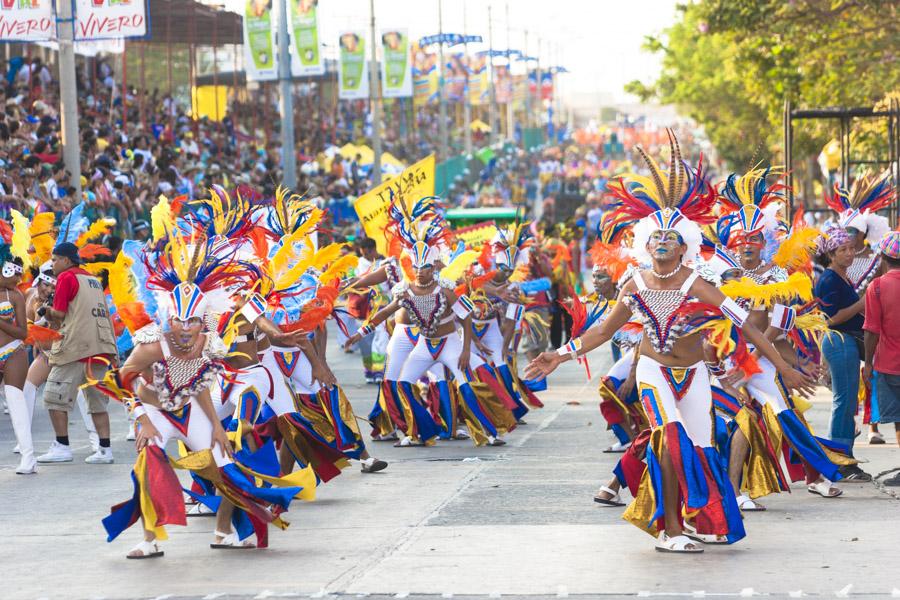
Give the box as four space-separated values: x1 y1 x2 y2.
557 585 569 598
835 584 853 598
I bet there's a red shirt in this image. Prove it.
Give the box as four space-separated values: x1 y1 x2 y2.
53 267 112 363
863 269 900 375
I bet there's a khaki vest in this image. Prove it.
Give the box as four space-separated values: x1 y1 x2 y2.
49 271 118 366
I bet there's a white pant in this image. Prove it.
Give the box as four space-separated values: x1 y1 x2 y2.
145 402 231 467
608 353 634 382
745 357 790 413
636 355 714 448
474 319 504 365
399 333 475 386
260 348 313 415
383 324 420 380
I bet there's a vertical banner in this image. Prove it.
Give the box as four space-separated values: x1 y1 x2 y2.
339 31 369 100
244 0 278 81
0 1 54 41
540 71 554 101
74 0 148 40
353 155 436 254
289 0 323 77
380 29 412 98
468 55 488 105
411 42 438 106
446 53 468 102
494 65 512 104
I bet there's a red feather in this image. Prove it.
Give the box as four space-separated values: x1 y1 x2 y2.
560 290 587 338
477 243 493 270
117 301 153 334
0 221 12 244
247 226 269 261
588 241 636 284
79 244 112 260
25 323 62 345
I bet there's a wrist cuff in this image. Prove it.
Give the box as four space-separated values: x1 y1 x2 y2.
770 304 796 331
720 297 749 327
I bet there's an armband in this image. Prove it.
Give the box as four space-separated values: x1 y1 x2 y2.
705 361 727 377
506 303 524 325
124 398 147 420
451 295 475 319
556 338 583 361
770 304 796 331
356 323 375 338
719 297 749 327
239 293 268 325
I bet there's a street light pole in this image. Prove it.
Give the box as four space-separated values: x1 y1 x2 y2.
437 0 449 163
276 0 297 189
369 0 382 184
462 0 473 156
57 0 81 199
504 1 513 142
487 4 497 146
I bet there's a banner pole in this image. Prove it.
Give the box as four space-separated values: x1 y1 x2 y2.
369 0 382 184
277 0 297 188
487 4 497 147
462 0 472 156
57 0 82 200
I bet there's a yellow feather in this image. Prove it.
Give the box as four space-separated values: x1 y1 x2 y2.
82 261 114 276
75 218 116 247
10 209 32 269
269 208 323 277
509 263 530 282
773 227 820 272
151 195 174 243
107 252 139 307
274 242 340 290
319 254 358 285
720 272 812 309
29 212 56 265
440 250 479 283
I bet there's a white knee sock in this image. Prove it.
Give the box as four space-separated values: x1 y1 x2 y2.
6 385 33 464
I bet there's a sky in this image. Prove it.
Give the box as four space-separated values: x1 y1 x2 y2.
221 0 680 105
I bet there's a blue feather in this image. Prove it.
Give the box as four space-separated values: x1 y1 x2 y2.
58 202 88 244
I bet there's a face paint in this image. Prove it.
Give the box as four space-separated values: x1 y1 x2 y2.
1 262 22 278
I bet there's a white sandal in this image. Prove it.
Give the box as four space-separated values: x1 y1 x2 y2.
602 441 632 453
736 494 766 511
655 532 703 553
593 485 625 507
126 540 164 559
210 530 256 550
807 479 842 498
187 503 215 517
683 521 728 544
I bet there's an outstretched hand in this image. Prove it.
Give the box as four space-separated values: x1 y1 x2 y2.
779 365 817 397
524 351 562 379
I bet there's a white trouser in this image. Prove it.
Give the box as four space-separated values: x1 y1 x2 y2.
225 363 274 423
607 353 634 382
474 319 505 365
260 348 316 415
398 333 482 386
145 401 231 467
745 356 790 413
636 355 714 448
383 324 420 380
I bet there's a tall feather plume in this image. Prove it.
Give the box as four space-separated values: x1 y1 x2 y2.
58 202 88 244
29 212 55 265
10 209 32 269
75 218 116 247
151 195 175 243
634 145 668 207
848 169 894 212
269 207 322 278
666 130 677 207
319 254 358 286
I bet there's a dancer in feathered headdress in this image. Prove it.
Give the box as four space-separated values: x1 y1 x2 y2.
712 167 855 508
84 223 317 558
825 169 895 292
526 130 815 552
0 211 36 474
345 196 517 448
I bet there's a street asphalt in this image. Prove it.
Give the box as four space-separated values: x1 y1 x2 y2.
2 324 899 600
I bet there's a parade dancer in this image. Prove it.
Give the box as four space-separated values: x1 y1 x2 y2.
526 132 813 553
715 168 855 505
89 229 314 558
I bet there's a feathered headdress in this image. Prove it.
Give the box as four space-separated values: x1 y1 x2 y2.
52 201 115 261
606 129 716 264
717 166 785 241
144 229 253 322
187 186 261 241
492 221 534 269
386 196 451 269
826 169 894 247
588 212 636 283
0 210 31 278
264 186 319 239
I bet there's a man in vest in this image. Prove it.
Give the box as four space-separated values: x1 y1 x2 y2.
36 243 118 465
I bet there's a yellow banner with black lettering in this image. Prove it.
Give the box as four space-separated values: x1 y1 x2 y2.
454 221 499 248
353 154 435 254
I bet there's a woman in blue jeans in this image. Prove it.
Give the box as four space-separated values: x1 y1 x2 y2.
815 228 871 481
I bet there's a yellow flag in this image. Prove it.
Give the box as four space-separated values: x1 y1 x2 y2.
353 154 436 254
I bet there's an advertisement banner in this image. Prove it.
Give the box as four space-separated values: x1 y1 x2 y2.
454 221 499 248
289 0 323 77
380 28 412 98
74 0 147 40
339 31 368 100
540 71 554 101
446 53 468 102
354 155 435 254
0 1 54 42
494 64 512 104
243 0 277 81
468 55 488 106
412 42 438 106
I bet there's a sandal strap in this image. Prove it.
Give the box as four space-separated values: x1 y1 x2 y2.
599 485 620 499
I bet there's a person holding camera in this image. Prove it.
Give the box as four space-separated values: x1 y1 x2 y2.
36 243 118 465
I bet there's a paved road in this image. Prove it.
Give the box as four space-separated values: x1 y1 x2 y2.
2 330 899 600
